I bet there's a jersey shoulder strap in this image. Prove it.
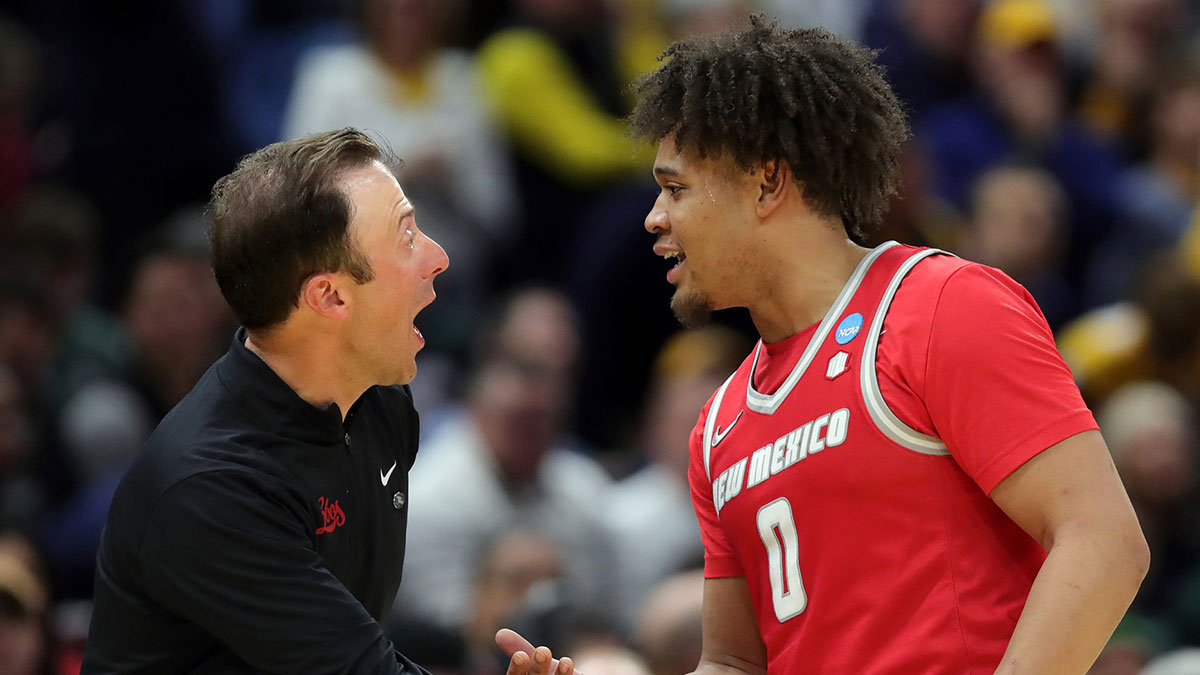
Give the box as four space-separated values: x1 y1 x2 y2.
701 373 737 482
859 247 954 456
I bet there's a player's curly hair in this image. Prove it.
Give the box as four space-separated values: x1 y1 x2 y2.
629 15 909 243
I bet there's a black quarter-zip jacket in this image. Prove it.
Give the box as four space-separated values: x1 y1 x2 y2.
82 329 431 674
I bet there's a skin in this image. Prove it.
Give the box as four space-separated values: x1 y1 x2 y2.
645 135 1149 674
241 161 571 674
498 629 577 675
244 160 447 416
644 133 868 341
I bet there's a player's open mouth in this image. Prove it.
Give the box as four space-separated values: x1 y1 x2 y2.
664 249 687 283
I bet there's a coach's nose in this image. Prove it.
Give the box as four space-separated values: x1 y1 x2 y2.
422 233 449 279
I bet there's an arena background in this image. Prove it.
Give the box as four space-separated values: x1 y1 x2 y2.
1 0 1199 673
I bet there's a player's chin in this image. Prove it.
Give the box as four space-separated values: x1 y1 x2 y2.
670 289 713 328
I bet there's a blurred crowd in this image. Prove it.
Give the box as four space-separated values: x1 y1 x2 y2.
0 0 1199 673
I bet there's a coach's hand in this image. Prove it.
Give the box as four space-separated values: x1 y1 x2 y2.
496 628 578 675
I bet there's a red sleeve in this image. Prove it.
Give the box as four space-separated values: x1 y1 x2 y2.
896 263 1098 494
687 403 744 579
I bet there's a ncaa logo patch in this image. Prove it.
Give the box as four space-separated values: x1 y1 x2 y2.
835 313 863 345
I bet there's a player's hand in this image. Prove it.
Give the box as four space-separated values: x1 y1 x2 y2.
496 628 579 675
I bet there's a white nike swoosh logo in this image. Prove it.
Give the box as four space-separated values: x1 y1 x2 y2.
380 460 398 486
712 411 743 447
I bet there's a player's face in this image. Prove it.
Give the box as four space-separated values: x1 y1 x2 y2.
645 136 756 327
340 162 449 385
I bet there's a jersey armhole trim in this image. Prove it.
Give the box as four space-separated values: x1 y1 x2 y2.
860 248 952 456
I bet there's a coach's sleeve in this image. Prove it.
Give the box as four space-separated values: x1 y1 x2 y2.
921 264 1098 495
135 470 429 675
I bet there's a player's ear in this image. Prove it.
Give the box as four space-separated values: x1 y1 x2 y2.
300 273 350 321
755 158 792 218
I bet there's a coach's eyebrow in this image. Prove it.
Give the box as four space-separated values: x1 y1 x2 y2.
393 197 414 225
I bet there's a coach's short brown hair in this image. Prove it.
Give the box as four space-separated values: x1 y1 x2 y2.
208 128 398 331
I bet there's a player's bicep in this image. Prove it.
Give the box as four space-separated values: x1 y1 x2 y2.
989 430 1143 555
695 577 767 675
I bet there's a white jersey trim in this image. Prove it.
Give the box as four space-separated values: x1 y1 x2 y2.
746 240 901 415
702 373 736 482
859 248 951 456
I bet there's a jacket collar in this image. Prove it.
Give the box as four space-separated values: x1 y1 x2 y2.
216 327 354 445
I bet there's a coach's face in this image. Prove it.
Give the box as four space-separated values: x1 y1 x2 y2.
340 161 448 385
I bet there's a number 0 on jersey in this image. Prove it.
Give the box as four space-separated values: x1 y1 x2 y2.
756 498 807 621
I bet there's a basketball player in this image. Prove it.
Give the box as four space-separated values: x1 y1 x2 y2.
632 16 1148 674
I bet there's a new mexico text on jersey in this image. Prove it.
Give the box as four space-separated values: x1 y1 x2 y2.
689 242 1098 673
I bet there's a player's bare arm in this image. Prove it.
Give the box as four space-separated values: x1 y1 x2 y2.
989 429 1149 674
690 577 767 675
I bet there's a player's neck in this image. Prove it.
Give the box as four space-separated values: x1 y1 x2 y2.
245 324 366 422
747 229 869 344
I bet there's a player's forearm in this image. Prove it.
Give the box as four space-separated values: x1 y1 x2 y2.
994 526 1149 674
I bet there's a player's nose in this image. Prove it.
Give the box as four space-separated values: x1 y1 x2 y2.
644 199 669 235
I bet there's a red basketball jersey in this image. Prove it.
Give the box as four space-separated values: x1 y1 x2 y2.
689 242 1098 673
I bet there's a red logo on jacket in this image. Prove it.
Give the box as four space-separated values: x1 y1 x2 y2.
316 496 346 535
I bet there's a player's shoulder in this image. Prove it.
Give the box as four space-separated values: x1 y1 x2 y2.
881 250 1045 369
898 246 972 285
898 248 1032 308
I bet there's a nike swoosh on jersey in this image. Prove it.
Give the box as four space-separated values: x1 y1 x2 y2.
712 411 743 447
380 460 398 486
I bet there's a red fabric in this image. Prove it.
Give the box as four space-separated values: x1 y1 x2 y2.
871 257 1096 494
688 245 1097 673
689 410 743 577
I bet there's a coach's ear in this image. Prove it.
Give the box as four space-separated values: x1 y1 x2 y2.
755 158 792 219
301 273 349 322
